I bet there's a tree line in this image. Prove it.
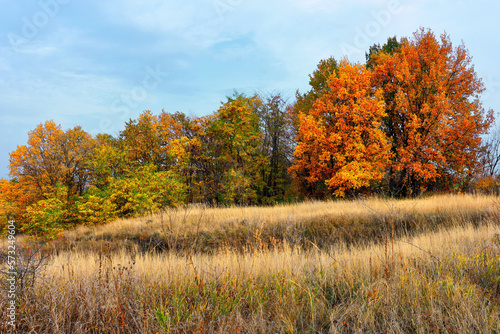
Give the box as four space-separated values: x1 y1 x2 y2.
1 28 498 236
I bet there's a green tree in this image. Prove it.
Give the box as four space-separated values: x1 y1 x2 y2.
205 92 267 205
109 164 186 217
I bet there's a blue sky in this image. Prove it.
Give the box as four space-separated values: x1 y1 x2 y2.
1 0 499 179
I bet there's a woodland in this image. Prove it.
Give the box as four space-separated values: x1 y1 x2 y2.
0 28 498 237
1 28 500 334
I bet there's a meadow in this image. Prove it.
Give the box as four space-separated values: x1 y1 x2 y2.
1 194 499 333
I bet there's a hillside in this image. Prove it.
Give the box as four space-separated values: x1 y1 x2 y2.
1 194 499 333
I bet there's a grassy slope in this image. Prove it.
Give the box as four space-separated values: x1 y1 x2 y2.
1 194 499 333
59 194 495 254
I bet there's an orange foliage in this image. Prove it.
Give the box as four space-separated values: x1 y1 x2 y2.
371 29 494 194
9 121 94 199
0 178 36 225
9 121 65 196
2 28 495 237
291 61 391 197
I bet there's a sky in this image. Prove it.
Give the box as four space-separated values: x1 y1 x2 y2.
1 0 499 179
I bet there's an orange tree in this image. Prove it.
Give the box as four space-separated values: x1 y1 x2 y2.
0 178 36 232
291 61 391 197
290 57 339 197
9 121 65 198
293 28 495 198
370 29 494 195
7 121 95 234
9 121 94 200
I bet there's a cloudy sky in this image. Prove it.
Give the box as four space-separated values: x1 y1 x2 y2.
1 0 499 179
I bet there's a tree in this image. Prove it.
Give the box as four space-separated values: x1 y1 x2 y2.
205 92 267 205
291 61 391 197
7 121 95 232
289 57 339 197
365 36 399 69
157 110 204 197
109 164 186 217
370 29 494 195
0 178 36 229
58 126 95 198
476 126 500 193
9 121 94 204
23 183 70 236
86 133 129 189
293 57 339 118
480 126 500 178
171 114 214 203
120 110 165 167
9 121 65 197
255 93 296 202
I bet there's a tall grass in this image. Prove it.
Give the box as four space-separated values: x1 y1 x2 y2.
56 193 495 255
1 194 499 333
70 193 494 236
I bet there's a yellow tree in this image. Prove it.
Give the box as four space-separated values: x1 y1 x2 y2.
120 110 164 167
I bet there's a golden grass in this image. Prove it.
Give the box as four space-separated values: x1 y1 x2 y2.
5 221 499 333
68 193 495 239
1 194 499 333
48 220 499 284
47 193 495 256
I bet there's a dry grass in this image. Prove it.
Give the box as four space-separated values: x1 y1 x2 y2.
69 193 494 237
53 193 496 255
47 220 499 285
1 194 499 333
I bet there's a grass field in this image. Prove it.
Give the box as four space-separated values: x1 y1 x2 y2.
1 194 499 333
